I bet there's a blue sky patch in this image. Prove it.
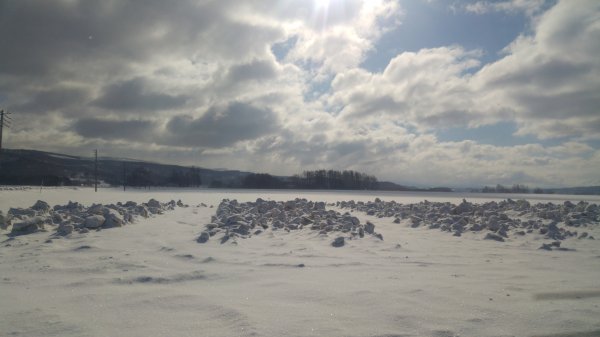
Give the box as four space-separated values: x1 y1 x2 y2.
362 0 530 72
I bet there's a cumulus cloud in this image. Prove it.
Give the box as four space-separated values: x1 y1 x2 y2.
330 46 481 127
225 60 279 84
93 77 187 112
283 0 402 76
164 102 280 148
473 0 600 139
463 0 550 16
12 86 91 114
73 118 158 142
331 0 600 139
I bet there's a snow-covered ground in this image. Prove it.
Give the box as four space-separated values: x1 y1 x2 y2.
1 188 600 337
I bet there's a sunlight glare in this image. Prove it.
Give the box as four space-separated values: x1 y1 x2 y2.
313 0 331 9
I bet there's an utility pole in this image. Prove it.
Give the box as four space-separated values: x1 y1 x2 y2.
123 162 127 191
0 110 12 164
0 110 3 158
94 149 98 192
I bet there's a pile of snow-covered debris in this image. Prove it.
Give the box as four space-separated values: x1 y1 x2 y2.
0 199 187 237
338 198 599 249
198 198 383 247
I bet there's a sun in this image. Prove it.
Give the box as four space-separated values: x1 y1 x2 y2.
313 0 332 9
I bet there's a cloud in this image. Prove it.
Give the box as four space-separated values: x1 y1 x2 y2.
284 0 402 76
225 59 279 84
1 0 599 187
0 1 276 77
330 46 481 127
93 77 187 112
164 102 280 148
12 86 90 114
464 0 550 16
73 118 158 142
330 0 600 140
473 0 600 138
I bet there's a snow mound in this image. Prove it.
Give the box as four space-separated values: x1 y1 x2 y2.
197 198 384 245
338 198 600 247
3 198 186 237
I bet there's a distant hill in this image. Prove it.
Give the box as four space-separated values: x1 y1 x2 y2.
474 183 600 196
376 181 452 192
547 186 600 195
0 149 454 191
0 149 250 187
10 149 596 195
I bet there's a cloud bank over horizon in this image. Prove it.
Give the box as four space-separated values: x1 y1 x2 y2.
1 0 599 187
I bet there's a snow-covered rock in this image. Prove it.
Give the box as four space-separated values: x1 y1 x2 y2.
11 216 49 234
31 200 51 213
197 231 210 243
103 209 124 228
338 198 600 244
0 211 11 230
84 215 106 229
147 199 162 209
331 236 345 247
484 233 505 242
57 223 74 236
88 204 106 215
204 198 383 246
2 198 182 237
8 207 36 219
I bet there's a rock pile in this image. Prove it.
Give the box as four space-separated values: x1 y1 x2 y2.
338 198 599 244
2 199 186 236
198 198 383 246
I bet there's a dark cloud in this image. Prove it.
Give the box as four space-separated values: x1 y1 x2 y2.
74 118 158 141
165 102 279 148
201 20 283 61
514 89 600 119
0 1 222 77
487 59 592 89
226 60 278 83
93 78 187 111
12 87 90 114
249 131 327 166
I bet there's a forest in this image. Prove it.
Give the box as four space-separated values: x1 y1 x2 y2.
240 170 378 190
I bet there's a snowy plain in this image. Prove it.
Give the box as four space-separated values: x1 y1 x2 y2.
1 187 600 337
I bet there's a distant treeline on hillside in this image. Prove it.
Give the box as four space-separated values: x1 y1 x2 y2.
292 170 378 190
238 170 378 190
480 184 543 194
477 184 600 195
0 149 238 188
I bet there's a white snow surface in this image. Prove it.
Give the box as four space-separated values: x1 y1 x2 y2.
1 188 600 337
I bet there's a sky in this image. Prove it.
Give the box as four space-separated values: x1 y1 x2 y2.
0 0 599 188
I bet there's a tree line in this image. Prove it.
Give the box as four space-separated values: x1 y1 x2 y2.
480 184 547 194
239 169 378 190
290 169 378 190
